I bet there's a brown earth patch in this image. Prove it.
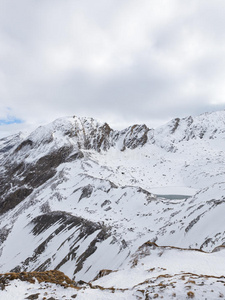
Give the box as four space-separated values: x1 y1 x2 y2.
0 270 80 290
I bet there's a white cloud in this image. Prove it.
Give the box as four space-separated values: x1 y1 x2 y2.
0 0 224 137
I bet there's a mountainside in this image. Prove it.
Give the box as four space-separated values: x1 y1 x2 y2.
0 110 225 299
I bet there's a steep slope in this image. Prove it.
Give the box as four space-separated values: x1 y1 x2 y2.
0 111 224 286
2 244 225 300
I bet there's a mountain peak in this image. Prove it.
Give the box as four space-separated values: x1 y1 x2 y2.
0 109 225 297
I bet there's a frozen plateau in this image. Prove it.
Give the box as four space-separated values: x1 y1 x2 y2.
0 110 225 299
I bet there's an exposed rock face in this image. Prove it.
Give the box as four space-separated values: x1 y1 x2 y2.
83 122 113 151
115 124 150 151
0 111 224 284
0 145 80 215
0 133 23 154
0 116 151 215
9 211 114 278
0 188 33 215
153 111 225 148
15 139 33 152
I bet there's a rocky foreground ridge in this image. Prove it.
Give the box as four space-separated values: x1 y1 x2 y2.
0 110 225 299
1 242 225 299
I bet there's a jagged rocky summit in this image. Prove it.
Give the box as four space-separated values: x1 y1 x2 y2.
0 111 225 299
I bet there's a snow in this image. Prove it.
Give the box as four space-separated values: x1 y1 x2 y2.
149 186 197 196
2 246 225 299
0 110 225 299
0 280 78 300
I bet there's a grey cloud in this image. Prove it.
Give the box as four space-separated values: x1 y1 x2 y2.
0 0 225 137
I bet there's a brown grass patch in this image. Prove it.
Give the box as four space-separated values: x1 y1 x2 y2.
0 270 79 289
187 291 195 298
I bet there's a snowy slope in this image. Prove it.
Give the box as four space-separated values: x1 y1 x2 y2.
2 244 225 300
0 111 224 296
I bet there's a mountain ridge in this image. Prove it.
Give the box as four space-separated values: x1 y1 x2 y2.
0 110 225 299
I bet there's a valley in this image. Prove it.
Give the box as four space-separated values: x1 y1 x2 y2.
0 110 225 299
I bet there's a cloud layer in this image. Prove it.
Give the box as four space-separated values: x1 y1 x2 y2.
0 0 225 137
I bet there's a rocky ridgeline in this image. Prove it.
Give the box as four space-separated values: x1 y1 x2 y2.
0 111 224 289
0 116 150 217
1 111 224 217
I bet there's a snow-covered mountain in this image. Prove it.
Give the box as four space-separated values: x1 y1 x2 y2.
0 110 225 299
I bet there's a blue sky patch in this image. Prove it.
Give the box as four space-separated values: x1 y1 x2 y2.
0 117 24 126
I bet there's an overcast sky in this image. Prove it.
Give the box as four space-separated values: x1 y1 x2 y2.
0 0 225 138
